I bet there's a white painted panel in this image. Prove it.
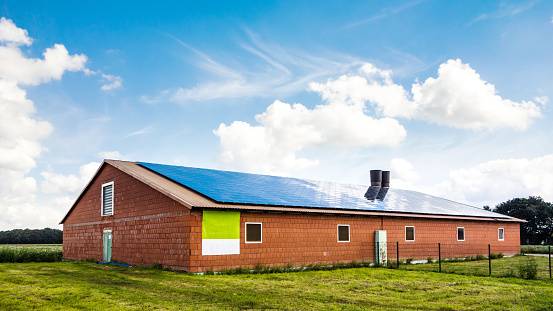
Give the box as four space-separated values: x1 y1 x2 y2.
202 239 240 255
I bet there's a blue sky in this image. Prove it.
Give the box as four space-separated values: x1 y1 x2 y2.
1 0 552 229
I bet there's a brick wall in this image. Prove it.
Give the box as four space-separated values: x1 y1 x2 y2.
189 211 520 273
63 164 193 270
63 163 521 273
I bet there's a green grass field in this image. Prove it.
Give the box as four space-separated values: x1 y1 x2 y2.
0 261 552 310
0 244 62 263
400 255 552 279
0 244 62 251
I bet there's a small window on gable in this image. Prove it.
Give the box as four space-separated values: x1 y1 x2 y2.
102 182 114 216
457 227 465 241
337 225 350 242
405 226 415 242
245 223 262 243
498 228 504 241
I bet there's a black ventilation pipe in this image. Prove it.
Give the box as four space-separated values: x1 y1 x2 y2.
377 171 390 200
364 170 382 200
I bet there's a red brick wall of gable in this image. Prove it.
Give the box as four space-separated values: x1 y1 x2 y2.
62 164 193 270
188 211 520 273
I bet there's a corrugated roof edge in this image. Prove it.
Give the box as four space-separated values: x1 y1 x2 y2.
60 160 527 224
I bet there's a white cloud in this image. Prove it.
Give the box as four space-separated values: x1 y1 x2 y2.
391 155 553 208
123 125 154 138
0 80 53 173
96 151 123 160
309 63 416 118
340 0 425 30
386 158 420 191
141 31 363 103
82 69 123 91
0 80 53 229
0 18 87 85
214 99 406 174
389 158 419 182
0 18 90 229
469 1 537 25
412 59 541 130
214 59 542 174
311 59 541 130
0 17 32 46
100 73 123 91
431 155 553 208
0 43 87 85
535 96 548 105
41 162 100 195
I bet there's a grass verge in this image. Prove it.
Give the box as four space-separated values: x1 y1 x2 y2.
0 261 552 310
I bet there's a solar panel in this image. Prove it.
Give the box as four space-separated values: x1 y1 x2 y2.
137 161 510 219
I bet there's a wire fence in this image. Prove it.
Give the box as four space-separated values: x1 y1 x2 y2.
378 242 552 280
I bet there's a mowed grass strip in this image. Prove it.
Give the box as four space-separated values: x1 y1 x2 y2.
0 262 552 310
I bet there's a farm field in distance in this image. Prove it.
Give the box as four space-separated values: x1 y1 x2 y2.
0 244 62 251
1 261 552 310
0 244 62 263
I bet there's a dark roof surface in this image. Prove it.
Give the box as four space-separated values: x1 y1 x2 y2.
138 161 511 219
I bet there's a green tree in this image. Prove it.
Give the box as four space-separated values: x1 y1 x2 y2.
0 228 62 244
493 196 553 245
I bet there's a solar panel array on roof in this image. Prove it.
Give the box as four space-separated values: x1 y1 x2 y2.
137 161 511 219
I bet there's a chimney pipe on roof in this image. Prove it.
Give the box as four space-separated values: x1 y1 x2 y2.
364 170 382 200
376 171 390 200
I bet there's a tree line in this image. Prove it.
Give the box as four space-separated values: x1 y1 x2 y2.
488 196 553 245
0 228 62 244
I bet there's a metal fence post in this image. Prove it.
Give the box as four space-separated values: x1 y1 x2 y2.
488 244 491 277
549 245 551 279
397 241 399 268
438 243 441 273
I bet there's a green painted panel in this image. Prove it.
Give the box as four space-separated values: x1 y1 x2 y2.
202 211 240 240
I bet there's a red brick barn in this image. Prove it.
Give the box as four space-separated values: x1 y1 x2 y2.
60 160 523 273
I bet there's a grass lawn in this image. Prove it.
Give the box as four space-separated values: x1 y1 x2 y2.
400 255 552 279
0 262 552 310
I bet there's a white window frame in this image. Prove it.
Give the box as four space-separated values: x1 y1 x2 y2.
337 224 350 242
498 228 504 241
457 227 465 241
101 181 114 216
405 226 415 242
245 222 262 244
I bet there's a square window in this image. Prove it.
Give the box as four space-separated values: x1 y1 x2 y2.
337 225 350 242
498 228 504 241
457 227 465 241
245 223 262 243
101 182 114 216
405 226 415 241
